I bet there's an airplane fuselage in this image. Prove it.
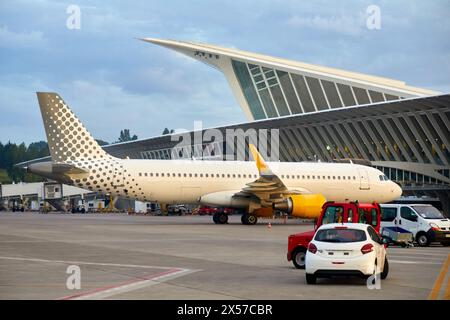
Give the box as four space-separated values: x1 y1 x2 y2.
67 158 401 205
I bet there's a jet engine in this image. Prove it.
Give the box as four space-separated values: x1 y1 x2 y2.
273 194 326 219
198 191 254 208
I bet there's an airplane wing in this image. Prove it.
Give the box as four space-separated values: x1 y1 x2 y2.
235 144 308 206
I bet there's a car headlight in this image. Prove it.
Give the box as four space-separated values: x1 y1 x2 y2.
429 223 440 231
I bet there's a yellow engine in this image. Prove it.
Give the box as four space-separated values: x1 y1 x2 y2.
273 194 327 219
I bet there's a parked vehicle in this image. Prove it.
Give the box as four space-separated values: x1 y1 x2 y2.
167 204 189 215
380 204 450 246
381 226 414 247
288 202 381 269
71 205 86 213
12 204 25 212
305 223 389 284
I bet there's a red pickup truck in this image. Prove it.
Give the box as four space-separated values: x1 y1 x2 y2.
287 201 381 269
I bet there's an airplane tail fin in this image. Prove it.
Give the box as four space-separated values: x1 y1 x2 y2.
36 92 108 162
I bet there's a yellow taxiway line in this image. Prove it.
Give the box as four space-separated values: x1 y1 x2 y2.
428 254 450 300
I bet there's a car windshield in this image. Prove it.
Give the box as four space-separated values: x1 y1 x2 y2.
412 206 445 219
314 228 367 243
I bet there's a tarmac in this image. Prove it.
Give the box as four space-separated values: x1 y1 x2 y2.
0 212 448 300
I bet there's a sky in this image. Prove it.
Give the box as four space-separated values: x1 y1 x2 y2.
0 0 449 145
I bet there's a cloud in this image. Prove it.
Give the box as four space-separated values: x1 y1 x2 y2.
0 0 449 144
287 14 366 36
0 25 46 48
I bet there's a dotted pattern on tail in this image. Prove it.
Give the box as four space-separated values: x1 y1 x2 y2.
37 92 108 162
36 92 134 200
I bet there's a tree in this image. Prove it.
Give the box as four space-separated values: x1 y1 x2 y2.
162 128 175 135
116 129 138 143
0 140 50 183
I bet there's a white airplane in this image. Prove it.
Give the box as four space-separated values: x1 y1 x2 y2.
28 92 402 224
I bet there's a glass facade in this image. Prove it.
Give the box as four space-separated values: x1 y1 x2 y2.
231 60 266 119
231 59 406 120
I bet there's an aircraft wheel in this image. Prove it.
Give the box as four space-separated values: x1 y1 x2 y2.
218 213 228 224
213 212 219 224
242 214 257 225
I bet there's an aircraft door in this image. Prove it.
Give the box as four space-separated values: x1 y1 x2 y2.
357 168 370 190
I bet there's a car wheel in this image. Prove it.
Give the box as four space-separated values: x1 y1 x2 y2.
305 274 316 284
241 214 248 225
292 248 306 269
381 258 389 279
416 233 430 247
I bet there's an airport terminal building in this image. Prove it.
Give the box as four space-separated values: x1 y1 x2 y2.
12 39 450 214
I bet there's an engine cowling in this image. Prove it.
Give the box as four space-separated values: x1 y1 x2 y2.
273 194 326 219
198 190 252 208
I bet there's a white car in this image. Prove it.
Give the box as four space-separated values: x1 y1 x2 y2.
305 223 388 284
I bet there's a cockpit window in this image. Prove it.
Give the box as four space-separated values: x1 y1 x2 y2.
379 175 389 181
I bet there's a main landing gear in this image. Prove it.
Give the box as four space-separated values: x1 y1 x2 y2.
241 214 257 225
212 210 258 225
213 211 228 224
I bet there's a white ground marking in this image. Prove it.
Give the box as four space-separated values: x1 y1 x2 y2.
389 260 442 265
60 268 197 300
388 250 450 257
0 256 200 300
0 256 182 270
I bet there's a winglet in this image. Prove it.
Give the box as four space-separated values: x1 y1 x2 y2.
249 144 270 174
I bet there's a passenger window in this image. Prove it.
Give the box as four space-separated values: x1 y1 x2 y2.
400 207 418 222
381 208 397 222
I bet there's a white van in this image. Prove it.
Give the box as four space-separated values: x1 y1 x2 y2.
380 204 450 246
